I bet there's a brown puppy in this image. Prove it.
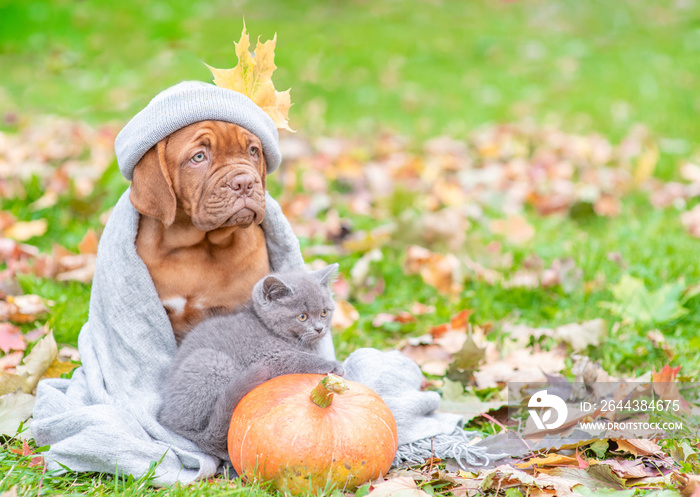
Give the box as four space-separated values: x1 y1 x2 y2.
131 121 271 343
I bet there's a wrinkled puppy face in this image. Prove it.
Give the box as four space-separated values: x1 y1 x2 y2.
131 121 267 231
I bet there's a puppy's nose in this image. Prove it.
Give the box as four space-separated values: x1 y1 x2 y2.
229 174 255 197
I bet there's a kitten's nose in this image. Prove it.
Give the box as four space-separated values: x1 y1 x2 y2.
314 325 324 334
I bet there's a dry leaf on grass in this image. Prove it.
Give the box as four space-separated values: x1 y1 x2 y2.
516 454 583 469
652 364 691 413
373 312 416 327
613 439 664 458
680 163 700 184
0 323 25 353
0 117 116 202
7 294 49 322
41 357 78 380
404 245 463 295
633 143 659 185
0 486 18 497
672 473 700 497
350 248 383 286
473 349 567 389
0 238 39 263
0 331 68 399
541 258 583 293
504 256 582 293
368 476 431 497
598 459 661 479
553 319 607 351
413 207 470 252
439 378 508 422
0 372 28 396
0 351 24 371
462 254 502 285
650 181 690 209
593 195 621 217
58 345 80 362
24 243 97 284
544 465 627 492
29 190 59 211
331 299 359 330
503 319 606 351
23 325 49 343
430 179 470 208
400 310 479 375
8 439 44 467
446 334 486 383
571 355 618 384
652 364 682 383
489 215 535 246
3 219 48 242
331 274 350 300
400 343 453 376
77 229 99 254
54 254 96 283
528 473 584 496
449 478 484 497
481 465 543 491
342 226 394 253
681 205 700 238
0 390 35 437
410 302 435 315
15 330 58 393
430 309 473 353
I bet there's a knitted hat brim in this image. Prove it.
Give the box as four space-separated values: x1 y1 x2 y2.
115 81 281 181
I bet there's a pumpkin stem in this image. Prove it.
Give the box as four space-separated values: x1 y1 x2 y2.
310 374 347 408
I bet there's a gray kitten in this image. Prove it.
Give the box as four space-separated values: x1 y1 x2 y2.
157 264 344 460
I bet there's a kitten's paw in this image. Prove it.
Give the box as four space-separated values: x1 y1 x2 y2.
330 363 345 377
254 364 272 383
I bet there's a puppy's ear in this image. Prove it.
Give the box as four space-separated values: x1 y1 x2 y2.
130 140 177 227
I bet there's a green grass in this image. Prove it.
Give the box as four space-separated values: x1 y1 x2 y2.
0 437 276 497
1 0 700 179
2 0 700 495
333 191 700 376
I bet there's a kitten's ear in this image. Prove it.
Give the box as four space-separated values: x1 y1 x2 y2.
312 263 339 287
262 275 293 303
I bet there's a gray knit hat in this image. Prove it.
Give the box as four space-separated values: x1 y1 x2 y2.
115 81 281 181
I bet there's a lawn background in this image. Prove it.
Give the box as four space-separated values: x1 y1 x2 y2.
2 0 699 166
1 0 700 495
1 0 698 367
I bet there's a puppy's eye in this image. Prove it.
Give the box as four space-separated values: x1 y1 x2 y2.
320 309 328 317
191 152 206 163
249 146 259 157
297 313 307 322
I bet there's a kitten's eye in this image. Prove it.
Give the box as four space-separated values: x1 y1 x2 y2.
320 309 328 317
191 152 206 164
298 313 308 322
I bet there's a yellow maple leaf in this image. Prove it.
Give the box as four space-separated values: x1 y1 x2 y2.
41 357 79 380
206 23 293 132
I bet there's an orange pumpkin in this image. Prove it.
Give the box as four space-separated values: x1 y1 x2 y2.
228 373 398 494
